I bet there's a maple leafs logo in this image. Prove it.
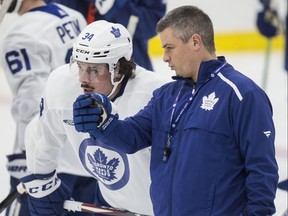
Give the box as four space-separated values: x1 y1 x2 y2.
200 92 219 111
88 149 119 181
110 26 121 38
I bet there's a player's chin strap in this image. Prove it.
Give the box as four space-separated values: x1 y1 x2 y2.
107 62 125 98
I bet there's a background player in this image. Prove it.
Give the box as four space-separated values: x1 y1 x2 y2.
0 0 86 215
44 0 167 71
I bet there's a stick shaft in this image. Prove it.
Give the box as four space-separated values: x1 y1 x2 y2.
64 200 137 215
0 183 26 213
0 183 137 215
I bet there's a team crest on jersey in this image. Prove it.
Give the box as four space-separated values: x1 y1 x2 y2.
200 92 219 111
79 138 129 190
110 26 121 38
88 149 119 181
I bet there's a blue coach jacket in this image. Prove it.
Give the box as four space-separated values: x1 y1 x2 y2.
101 56 279 216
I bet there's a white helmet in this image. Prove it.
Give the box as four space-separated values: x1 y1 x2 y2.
72 20 133 97
73 20 132 72
0 0 23 24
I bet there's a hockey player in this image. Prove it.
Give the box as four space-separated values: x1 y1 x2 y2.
44 0 167 71
0 0 86 215
72 5 279 215
20 20 170 215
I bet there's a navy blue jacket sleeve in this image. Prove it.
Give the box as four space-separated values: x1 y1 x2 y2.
100 95 155 154
234 89 278 215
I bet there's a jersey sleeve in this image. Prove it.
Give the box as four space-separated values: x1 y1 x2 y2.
25 81 67 175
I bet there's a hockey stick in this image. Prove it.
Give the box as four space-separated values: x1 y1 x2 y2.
0 182 26 213
64 200 138 216
0 183 140 215
261 38 272 91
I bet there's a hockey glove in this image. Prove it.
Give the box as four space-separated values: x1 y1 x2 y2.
256 0 281 38
6 152 30 214
7 152 28 192
73 93 119 139
20 170 72 216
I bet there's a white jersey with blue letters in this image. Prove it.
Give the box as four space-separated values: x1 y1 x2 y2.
25 63 171 215
0 3 86 153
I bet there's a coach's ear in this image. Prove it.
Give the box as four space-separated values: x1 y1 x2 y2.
189 33 202 51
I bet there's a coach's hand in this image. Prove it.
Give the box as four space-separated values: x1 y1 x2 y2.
73 93 119 139
21 170 72 216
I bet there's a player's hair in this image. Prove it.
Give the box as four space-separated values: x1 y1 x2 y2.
117 57 136 79
156 5 216 53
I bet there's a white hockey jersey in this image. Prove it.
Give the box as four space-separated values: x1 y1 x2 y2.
0 3 86 153
25 63 171 215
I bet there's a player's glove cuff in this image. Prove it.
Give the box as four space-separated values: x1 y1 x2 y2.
7 152 28 179
21 170 61 198
20 171 72 216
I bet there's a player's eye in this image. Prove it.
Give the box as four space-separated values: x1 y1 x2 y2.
87 68 99 74
166 47 173 52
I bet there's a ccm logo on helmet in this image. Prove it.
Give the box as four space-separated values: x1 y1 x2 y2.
76 49 90 54
28 178 60 194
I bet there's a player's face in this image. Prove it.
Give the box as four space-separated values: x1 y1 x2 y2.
77 61 113 95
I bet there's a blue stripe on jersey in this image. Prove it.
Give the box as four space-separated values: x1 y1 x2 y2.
28 3 68 19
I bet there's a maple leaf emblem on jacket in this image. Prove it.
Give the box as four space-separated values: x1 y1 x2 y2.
200 92 219 111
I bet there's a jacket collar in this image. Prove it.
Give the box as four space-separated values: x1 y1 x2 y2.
172 56 227 85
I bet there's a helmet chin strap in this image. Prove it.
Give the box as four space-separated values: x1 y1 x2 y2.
107 62 124 98
107 75 125 98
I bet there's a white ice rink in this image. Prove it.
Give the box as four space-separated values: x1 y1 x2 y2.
0 50 287 215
